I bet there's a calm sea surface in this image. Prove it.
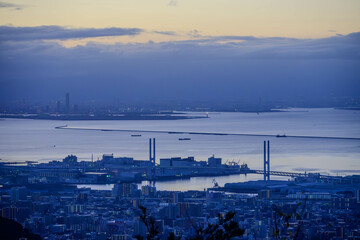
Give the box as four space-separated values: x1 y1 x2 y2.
1 108 360 190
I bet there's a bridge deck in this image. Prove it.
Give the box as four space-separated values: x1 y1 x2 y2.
252 170 342 179
252 170 307 177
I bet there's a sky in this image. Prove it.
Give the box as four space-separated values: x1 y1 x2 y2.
0 0 359 107
1 0 360 41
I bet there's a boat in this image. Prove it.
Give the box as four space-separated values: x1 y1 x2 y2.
131 134 142 137
55 125 67 129
276 134 287 138
178 138 191 141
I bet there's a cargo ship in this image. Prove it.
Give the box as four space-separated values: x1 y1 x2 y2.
178 138 191 141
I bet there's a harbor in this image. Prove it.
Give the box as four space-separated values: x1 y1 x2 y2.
0 138 349 186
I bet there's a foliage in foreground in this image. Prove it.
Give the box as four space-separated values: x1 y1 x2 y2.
135 206 245 240
0 216 42 240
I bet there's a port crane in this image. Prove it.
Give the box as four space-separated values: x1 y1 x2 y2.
212 179 219 188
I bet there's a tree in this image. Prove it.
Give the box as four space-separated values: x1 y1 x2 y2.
0 216 42 240
135 206 160 240
272 198 307 240
189 211 245 240
135 206 245 240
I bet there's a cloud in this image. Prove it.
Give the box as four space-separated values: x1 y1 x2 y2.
1 31 359 61
0 1 23 10
168 0 177 6
188 29 201 38
0 25 143 41
153 30 177 36
0 31 359 106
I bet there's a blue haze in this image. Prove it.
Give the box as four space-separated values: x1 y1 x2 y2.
0 28 359 106
0 108 359 180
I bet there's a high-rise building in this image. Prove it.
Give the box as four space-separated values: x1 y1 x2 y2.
112 183 138 197
134 219 147 237
172 192 184 203
141 185 156 197
65 92 70 112
178 202 202 217
2 207 18 219
356 189 360 203
56 101 61 113
11 187 27 201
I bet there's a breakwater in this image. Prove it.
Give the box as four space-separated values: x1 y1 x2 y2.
56 126 360 141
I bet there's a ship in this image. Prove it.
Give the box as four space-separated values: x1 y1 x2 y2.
131 134 142 137
178 138 191 141
55 125 67 129
276 134 287 138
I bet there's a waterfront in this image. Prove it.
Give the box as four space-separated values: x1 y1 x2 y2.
1 108 360 181
76 174 289 191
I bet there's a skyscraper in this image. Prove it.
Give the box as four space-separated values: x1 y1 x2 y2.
65 92 70 113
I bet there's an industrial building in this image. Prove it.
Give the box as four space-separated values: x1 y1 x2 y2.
160 157 197 167
208 155 222 167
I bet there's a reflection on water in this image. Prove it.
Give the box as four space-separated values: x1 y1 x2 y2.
77 174 290 191
77 184 114 191
1 108 359 176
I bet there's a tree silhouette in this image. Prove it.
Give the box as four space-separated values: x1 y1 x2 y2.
136 206 245 240
272 198 308 240
0 216 42 240
189 211 245 240
135 206 160 240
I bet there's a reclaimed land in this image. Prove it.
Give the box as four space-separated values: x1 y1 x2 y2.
0 113 204 121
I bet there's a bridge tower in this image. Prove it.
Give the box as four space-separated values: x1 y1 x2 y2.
149 138 156 165
264 140 270 181
149 138 156 181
